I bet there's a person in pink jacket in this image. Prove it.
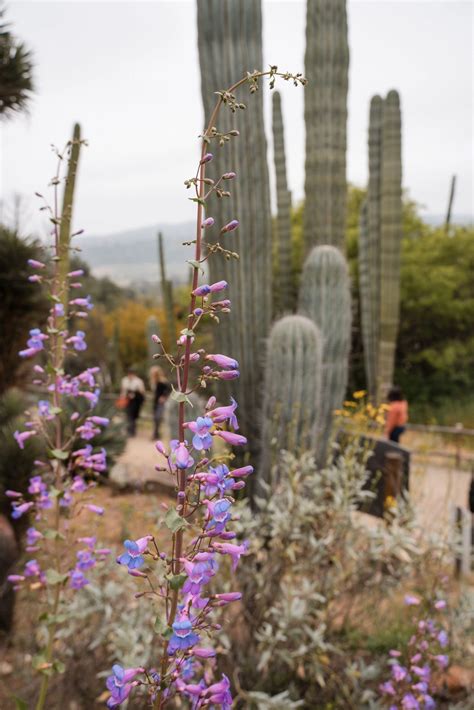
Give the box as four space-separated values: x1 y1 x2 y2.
385 386 408 443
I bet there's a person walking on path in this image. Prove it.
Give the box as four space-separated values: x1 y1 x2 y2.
120 366 146 437
149 366 171 440
384 386 408 443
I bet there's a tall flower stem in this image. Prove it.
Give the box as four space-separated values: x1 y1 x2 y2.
153 67 290 710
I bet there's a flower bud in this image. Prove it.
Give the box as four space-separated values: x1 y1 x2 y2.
193 307 203 316
216 370 240 380
27 259 45 269
192 284 211 297
200 152 213 164
201 217 215 228
151 334 161 344
209 280 227 293
221 220 239 234
222 172 236 180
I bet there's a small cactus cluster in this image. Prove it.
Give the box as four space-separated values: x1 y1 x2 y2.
359 90 402 402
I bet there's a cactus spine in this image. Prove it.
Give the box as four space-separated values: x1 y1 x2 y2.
359 91 402 402
298 245 351 462
58 123 82 335
304 0 349 252
197 0 273 443
271 91 293 313
260 315 322 488
157 232 175 348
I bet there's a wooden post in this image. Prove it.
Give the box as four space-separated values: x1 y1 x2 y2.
452 505 472 578
384 451 403 502
455 422 463 468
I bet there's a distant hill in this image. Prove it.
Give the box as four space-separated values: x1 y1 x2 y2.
80 213 473 286
79 222 195 285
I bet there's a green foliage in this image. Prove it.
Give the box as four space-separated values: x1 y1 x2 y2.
0 226 49 394
0 4 34 117
226 446 448 707
396 225 474 407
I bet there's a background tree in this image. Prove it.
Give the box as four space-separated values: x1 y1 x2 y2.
0 227 48 395
0 3 34 117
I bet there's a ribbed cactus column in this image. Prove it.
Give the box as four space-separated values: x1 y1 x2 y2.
260 315 322 489
358 200 374 399
57 123 82 335
298 245 351 463
271 91 293 313
378 90 402 401
359 91 402 402
197 0 273 445
157 232 175 349
304 0 349 252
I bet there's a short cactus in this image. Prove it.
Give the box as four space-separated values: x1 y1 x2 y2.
260 315 322 488
298 245 352 463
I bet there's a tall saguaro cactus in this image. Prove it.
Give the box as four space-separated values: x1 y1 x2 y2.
271 91 293 313
157 232 175 348
197 0 273 443
378 90 402 400
58 123 82 334
298 245 351 462
359 91 402 402
260 315 322 488
304 0 349 252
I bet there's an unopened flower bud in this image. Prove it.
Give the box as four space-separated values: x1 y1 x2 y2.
229 130 240 136
209 280 227 293
28 259 45 269
222 172 236 180
192 284 211 297
151 334 161 344
200 152 213 164
202 217 215 228
221 220 239 234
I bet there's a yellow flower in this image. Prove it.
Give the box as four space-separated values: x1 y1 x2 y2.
353 390 366 399
384 495 397 509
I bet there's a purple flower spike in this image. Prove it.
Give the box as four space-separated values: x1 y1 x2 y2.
221 220 239 233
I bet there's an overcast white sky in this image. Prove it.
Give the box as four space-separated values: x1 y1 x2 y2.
1 0 472 236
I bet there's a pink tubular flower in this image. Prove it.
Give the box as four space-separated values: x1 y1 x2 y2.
231 465 253 478
213 542 248 570
193 647 216 658
209 280 227 293
200 152 213 164
85 504 104 515
67 269 84 278
404 594 421 606
221 220 239 233
27 259 45 269
14 429 37 449
206 353 239 370
192 284 211 297
214 592 241 602
214 430 247 447
215 370 240 380
202 217 215 228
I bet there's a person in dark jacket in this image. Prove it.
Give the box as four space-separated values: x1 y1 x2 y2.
149 366 171 440
120 367 146 437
